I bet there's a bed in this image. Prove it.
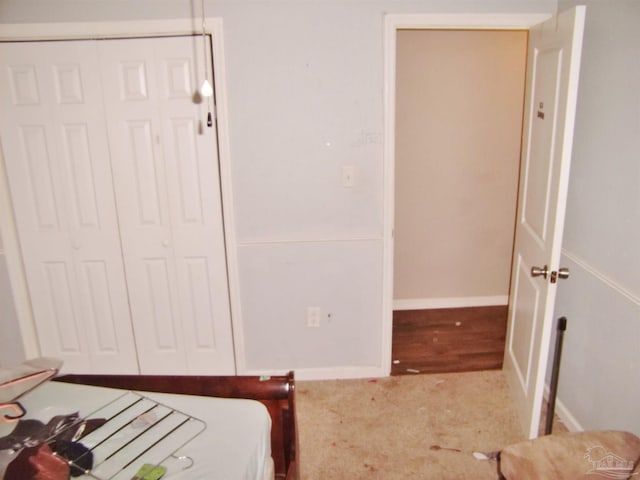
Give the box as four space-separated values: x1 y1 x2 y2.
1 370 298 480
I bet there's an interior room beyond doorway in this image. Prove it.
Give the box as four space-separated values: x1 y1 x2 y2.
392 29 528 374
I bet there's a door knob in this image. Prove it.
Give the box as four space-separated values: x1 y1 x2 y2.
531 265 549 279
550 267 570 283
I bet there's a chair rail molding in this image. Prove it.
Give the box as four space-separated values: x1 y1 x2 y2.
562 249 640 306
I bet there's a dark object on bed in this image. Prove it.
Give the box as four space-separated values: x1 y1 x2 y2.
53 371 299 480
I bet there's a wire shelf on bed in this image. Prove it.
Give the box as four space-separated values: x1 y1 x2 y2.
56 391 206 480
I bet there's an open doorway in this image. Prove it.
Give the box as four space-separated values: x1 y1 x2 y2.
391 29 528 374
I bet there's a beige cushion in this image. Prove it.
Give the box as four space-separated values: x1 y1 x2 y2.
631 455 640 476
499 430 640 480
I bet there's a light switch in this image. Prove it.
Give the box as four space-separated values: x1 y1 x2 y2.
341 165 355 187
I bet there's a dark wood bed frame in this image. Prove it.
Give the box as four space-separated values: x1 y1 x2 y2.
53 371 299 480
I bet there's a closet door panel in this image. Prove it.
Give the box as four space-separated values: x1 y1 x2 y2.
158 36 235 374
79 260 125 351
19 126 59 228
61 124 100 226
99 37 235 374
126 119 164 224
100 40 185 374
143 257 180 350
0 42 139 373
43 261 81 351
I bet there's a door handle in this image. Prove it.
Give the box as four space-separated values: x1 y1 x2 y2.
531 265 549 279
550 267 570 283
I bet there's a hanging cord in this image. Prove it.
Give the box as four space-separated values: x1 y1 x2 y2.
201 0 213 127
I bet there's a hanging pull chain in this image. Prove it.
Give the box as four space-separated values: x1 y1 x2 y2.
200 0 213 127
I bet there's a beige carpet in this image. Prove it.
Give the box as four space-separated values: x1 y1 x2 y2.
296 370 526 479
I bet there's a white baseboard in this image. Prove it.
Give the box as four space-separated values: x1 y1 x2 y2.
544 384 584 432
554 397 584 432
393 295 508 310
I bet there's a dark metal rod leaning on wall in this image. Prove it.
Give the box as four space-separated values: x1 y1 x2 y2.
545 316 568 435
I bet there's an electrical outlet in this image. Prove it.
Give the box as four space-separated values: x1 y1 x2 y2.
307 306 321 327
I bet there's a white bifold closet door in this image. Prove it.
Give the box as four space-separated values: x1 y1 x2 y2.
0 36 235 375
0 41 137 374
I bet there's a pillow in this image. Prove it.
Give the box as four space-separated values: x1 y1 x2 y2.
498 430 640 480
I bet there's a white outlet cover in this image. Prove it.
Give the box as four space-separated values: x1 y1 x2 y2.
307 306 321 327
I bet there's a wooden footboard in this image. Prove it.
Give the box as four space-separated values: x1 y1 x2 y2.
54 371 299 480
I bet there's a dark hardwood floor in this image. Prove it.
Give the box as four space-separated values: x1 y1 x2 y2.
391 305 508 375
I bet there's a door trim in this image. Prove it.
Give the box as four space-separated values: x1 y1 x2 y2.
0 19 244 372
382 12 552 374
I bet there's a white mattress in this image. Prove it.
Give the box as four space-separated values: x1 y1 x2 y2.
2 381 274 480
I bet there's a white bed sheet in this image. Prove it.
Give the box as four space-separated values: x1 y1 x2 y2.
3 381 274 480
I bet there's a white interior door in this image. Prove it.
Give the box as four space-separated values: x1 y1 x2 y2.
503 6 585 438
99 36 235 375
0 41 139 373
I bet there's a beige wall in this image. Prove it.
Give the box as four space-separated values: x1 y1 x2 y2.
394 29 528 302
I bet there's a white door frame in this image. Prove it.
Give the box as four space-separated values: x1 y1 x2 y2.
0 19 244 371
382 12 552 373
